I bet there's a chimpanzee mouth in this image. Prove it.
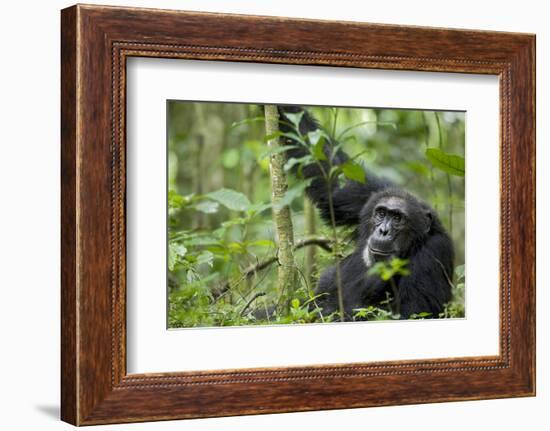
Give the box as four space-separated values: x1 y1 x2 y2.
368 247 394 256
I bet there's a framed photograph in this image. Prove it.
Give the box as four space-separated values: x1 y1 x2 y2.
61 4 535 425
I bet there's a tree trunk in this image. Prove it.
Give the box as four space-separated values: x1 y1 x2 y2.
264 105 296 311
434 112 453 235
304 197 317 290
193 103 207 228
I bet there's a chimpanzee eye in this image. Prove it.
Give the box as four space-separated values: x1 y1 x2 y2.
393 213 402 223
375 208 386 218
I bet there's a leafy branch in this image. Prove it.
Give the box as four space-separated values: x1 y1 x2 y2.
216 236 336 297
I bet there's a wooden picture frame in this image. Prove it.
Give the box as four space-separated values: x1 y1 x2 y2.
61 4 535 425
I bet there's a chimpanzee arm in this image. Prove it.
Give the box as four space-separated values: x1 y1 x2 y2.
396 231 454 319
277 105 392 227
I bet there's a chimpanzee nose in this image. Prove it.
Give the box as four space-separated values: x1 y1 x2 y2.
378 226 389 236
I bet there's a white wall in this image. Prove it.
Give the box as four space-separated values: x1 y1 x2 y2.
0 0 546 429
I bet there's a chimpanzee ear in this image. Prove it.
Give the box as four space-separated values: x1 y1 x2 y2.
424 211 433 234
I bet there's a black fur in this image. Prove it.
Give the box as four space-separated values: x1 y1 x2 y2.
278 105 454 320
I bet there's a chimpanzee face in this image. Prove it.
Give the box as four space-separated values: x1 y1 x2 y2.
362 196 416 267
369 196 409 254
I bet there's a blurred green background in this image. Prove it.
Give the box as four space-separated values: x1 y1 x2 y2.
167 102 465 328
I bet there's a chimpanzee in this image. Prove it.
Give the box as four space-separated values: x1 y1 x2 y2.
278 105 454 320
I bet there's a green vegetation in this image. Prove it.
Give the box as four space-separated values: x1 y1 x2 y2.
167 102 465 328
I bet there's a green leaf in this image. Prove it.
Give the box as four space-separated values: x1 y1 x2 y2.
336 120 396 142
425 148 465 176
229 116 265 130
341 161 366 183
206 188 251 212
329 165 342 179
353 308 368 318
213 227 226 239
274 179 312 210
454 264 465 281
263 131 306 148
284 155 313 172
404 161 431 178
249 239 276 248
307 128 325 145
368 258 409 281
291 298 300 309
283 111 304 131
184 237 220 246
246 202 272 216
221 217 248 228
264 131 283 142
307 130 327 161
172 243 187 258
222 148 240 168
227 242 246 254
186 269 199 283
168 190 187 209
194 200 219 214
411 311 433 319
259 144 297 160
281 132 305 145
196 251 214 267
312 141 327 161
168 243 187 271
168 252 177 272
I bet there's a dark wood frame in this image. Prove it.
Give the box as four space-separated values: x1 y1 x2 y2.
61 4 536 426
